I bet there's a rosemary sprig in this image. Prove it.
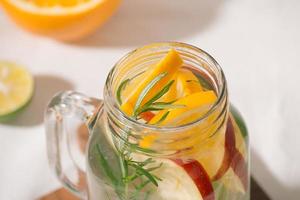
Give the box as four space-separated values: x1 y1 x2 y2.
141 80 175 109
117 70 146 105
114 128 162 199
153 111 170 125
193 73 213 90
117 79 130 104
133 78 182 120
110 71 188 199
128 162 159 186
133 72 168 117
96 144 120 186
138 102 185 114
119 150 162 199
131 180 151 200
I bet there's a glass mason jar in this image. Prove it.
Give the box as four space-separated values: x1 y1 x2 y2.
45 42 249 200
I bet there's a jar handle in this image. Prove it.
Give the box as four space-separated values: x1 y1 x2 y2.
44 91 103 199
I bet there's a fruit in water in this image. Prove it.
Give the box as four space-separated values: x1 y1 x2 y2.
144 158 207 200
231 150 248 192
149 91 217 126
0 0 121 41
173 159 215 200
231 113 248 160
0 61 34 122
221 150 248 194
176 68 203 97
161 68 203 101
118 48 248 199
212 118 236 181
221 113 248 193
121 49 183 116
140 111 155 122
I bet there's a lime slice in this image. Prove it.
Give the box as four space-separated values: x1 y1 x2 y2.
0 61 34 122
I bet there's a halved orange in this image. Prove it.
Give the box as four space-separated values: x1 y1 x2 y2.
0 0 121 41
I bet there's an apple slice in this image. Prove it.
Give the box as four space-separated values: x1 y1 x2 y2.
231 150 248 192
173 159 215 200
211 116 248 193
131 153 215 200
230 113 248 160
140 111 155 122
224 111 248 193
121 49 183 116
147 158 205 200
220 119 248 194
212 118 236 181
221 150 248 194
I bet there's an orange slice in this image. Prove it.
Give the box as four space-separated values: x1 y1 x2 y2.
149 91 217 126
121 49 183 116
176 68 203 97
0 0 121 41
161 68 203 102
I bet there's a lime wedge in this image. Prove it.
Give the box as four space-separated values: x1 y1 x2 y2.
0 61 34 122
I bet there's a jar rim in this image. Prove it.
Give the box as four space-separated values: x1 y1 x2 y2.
104 42 227 132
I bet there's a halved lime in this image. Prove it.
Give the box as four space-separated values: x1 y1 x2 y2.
0 61 34 122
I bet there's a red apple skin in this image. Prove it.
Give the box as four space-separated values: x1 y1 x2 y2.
141 108 248 194
173 159 215 200
213 117 236 181
140 111 155 122
231 149 248 191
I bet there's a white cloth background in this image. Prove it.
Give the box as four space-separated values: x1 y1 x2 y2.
0 0 299 199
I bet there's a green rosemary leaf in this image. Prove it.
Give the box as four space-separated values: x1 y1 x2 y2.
139 158 156 166
153 111 170 125
96 144 120 187
128 158 156 168
126 174 139 183
137 180 151 190
112 132 155 154
147 163 163 172
133 72 168 117
194 72 213 90
117 79 130 105
153 174 162 181
144 190 152 200
116 70 146 105
142 79 175 109
137 107 164 115
120 156 128 179
230 105 248 138
130 144 157 154
126 131 143 140
152 100 177 105
132 180 151 199
135 80 177 116
149 102 185 110
137 101 184 115
132 70 147 80
130 163 159 187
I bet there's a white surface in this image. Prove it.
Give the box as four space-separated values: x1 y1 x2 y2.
0 0 300 199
